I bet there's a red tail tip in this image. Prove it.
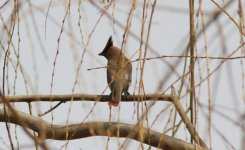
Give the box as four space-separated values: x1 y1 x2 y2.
108 102 119 107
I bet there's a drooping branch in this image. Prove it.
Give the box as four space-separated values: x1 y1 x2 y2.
3 94 174 103
0 109 205 150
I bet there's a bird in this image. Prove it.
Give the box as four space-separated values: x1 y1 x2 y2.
99 36 132 107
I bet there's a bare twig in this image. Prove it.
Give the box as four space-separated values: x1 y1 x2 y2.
171 87 208 149
38 101 63 117
189 0 196 143
87 55 245 71
0 0 10 9
210 0 245 36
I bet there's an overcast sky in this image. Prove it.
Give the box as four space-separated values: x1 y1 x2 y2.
0 0 244 149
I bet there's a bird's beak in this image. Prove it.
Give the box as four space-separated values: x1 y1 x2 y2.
98 52 103 56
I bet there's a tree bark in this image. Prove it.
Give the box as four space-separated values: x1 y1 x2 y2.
0 108 205 150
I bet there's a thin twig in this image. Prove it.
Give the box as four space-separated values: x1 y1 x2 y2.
210 0 245 36
0 0 10 9
189 0 196 143
171 87 208 149
87 55 245 71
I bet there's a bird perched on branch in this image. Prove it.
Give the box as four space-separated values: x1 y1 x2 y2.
99 36 132 107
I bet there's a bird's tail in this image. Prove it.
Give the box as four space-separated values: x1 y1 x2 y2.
109 81 122 107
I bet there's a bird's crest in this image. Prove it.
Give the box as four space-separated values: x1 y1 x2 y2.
99 36 113 56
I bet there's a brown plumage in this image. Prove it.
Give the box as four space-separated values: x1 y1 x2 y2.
99 36 132 107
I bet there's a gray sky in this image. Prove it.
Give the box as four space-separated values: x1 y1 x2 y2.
0 0 244 149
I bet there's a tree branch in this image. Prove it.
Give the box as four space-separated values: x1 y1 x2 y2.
0 109 205 150
171 87 208 149
2 93 208 149
3 94 174 103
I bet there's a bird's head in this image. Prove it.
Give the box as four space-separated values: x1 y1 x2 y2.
98 36 113 58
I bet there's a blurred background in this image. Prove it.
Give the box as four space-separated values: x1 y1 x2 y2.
0 0 244 149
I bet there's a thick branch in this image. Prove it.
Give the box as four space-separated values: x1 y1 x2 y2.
3 94 174 103
0 109 204 150
3 94 208 149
